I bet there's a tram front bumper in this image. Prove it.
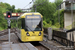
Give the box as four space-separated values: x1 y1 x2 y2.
22 36 43 42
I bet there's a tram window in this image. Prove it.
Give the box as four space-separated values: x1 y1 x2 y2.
22 18 25 29
37 21 41 28
25 19 42 31
18 19 21 29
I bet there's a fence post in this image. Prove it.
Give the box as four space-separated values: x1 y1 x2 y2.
48 27 52 40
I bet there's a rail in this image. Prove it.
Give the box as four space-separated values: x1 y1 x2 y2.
0 28 16 36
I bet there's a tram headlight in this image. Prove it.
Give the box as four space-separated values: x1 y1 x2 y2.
26 32 30 36
39 32 41 36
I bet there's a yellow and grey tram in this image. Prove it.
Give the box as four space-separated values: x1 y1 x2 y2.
17 12 43 42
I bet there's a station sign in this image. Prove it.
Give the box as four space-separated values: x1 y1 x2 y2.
26 15 41 19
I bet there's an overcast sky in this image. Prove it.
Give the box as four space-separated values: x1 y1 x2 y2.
0 0 55 9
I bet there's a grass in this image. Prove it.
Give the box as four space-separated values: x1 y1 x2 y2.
0 27 4 31
65 25 72 30
43 25 59 29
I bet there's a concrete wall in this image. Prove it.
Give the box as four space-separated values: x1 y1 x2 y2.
59 0 65 10
64 12 75 29
63 0 66 9
63 2 65 9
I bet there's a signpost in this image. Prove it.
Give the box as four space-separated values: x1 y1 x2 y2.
6 11 12 47
8 19 11 46
4 12 22 46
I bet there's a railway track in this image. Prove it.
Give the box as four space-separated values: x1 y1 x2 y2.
0 29 49 50
0 28 75 50
31 42 49 50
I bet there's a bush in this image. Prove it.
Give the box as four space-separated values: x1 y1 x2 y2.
55 23 60 28
43 21 51 28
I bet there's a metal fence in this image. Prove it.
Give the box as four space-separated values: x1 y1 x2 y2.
52 28 75 48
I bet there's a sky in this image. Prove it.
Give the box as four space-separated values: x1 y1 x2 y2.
0 0 55 9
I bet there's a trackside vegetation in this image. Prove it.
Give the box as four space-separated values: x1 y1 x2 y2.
32 0 64 28
0 2 22 31
0 0 64 31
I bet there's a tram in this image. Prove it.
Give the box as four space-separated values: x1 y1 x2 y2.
17 12 43 42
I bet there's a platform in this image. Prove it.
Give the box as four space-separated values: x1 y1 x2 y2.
0 42 38 50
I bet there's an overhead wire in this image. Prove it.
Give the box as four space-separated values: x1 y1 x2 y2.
22 0 47 11
23 0 33 9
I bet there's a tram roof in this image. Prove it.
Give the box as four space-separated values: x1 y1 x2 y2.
19 12 43 18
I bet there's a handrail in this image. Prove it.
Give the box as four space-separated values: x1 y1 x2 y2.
66 28 75 33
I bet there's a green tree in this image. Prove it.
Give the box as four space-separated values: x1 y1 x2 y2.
5 3 12 12
32 0 64 28
15 8 22 13
55 0 63 7
0 6 7 30
12 5 15 12
0 2 16 30
53 9 64 28
32 0 56 23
